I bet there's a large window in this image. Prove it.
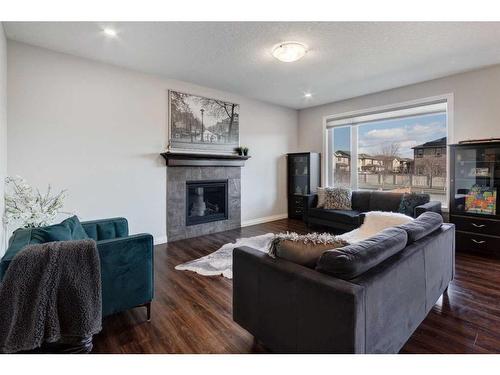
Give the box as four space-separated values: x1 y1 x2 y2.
327 101 448 206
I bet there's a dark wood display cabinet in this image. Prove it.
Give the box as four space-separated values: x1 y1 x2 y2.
287 152 321 219
449 141 500 257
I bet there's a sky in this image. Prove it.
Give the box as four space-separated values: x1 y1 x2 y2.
332 112 447 158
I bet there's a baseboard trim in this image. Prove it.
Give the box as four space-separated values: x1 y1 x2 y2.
154 235 168 245
241 213 288 227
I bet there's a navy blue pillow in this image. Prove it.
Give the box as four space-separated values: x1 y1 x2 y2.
398 193 430 217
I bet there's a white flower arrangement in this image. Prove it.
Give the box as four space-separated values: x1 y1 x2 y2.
3 176 67 228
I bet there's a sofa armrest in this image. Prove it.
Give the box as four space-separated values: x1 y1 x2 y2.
82 217 129 240
359 212 366 224
414 201 442 217
233 246 366 353
96 233 154 316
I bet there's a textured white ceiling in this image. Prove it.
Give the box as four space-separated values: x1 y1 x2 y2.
5 22 500 109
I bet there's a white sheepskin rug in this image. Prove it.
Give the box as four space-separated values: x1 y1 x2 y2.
175 211 413 279
174 233 275 279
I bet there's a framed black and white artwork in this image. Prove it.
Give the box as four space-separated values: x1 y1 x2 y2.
168 90 240 153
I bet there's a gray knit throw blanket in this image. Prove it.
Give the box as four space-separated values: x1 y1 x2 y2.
268 231 348 258
0 239 102 353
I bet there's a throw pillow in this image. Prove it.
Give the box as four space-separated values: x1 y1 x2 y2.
398 193 430 217
316 187 326 208
61 215 90 240
323 187 352 210
268 232 348 268
31 223 73 243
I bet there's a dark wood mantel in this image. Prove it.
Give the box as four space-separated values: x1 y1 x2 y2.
161 151 250 167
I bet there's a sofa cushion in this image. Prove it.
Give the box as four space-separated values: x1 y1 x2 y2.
308 208 361 225
316 227 408 280
31 223 73 242
351 191 371 212
398 193 430 217
369 191 404 212
397 211 443 244
61 215 90 240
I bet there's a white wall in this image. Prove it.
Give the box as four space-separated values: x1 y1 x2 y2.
298 64 500 152
0 25 7 256
7 41 298 243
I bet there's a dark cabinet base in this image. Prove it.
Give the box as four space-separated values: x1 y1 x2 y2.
288 194 305 219
456 231 500 257
451 214 500 258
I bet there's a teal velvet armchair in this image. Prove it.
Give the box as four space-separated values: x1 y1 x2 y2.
0 217 154 320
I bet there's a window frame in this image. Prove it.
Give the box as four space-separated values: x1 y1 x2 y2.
322 94 454 210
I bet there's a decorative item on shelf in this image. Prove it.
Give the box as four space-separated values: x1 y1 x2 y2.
242 147 249 156
295 186 303 195
234 146 243 156
469 167 490 177
3 176 67 228
465 185 497 215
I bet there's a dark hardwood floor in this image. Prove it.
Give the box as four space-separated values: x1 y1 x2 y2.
92 219 500 354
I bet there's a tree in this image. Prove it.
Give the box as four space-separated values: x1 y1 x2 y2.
195 98 238 142
421 157 444 189
170 92 202 142
376 142 401 188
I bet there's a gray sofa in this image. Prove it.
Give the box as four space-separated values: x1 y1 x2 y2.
233 212 455 353
303 190 442 232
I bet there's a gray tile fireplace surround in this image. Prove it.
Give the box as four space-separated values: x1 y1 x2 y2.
166 166 241 241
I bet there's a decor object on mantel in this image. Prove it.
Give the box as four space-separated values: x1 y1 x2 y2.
3 176 67 229
234 146 249 156
168 90 239 154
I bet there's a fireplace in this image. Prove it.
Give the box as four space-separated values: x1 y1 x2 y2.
186 180 228 226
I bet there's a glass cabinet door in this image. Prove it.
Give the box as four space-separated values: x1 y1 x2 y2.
289 155 309 195
452 146 500 216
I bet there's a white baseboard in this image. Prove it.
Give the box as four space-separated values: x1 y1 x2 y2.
241 213 288 227
154 235 168 245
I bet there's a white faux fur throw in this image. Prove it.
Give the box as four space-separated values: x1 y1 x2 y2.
175 211 413 279
338 211 413 244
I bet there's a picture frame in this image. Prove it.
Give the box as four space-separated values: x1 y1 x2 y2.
167 90 240 154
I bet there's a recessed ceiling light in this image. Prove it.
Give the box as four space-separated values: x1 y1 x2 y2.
304 93 312 98
103 28 117 37
272 42 307 63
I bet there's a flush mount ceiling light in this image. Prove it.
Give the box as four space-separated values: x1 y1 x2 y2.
304 92 312 98
272 42 307 63
103 27 117 37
